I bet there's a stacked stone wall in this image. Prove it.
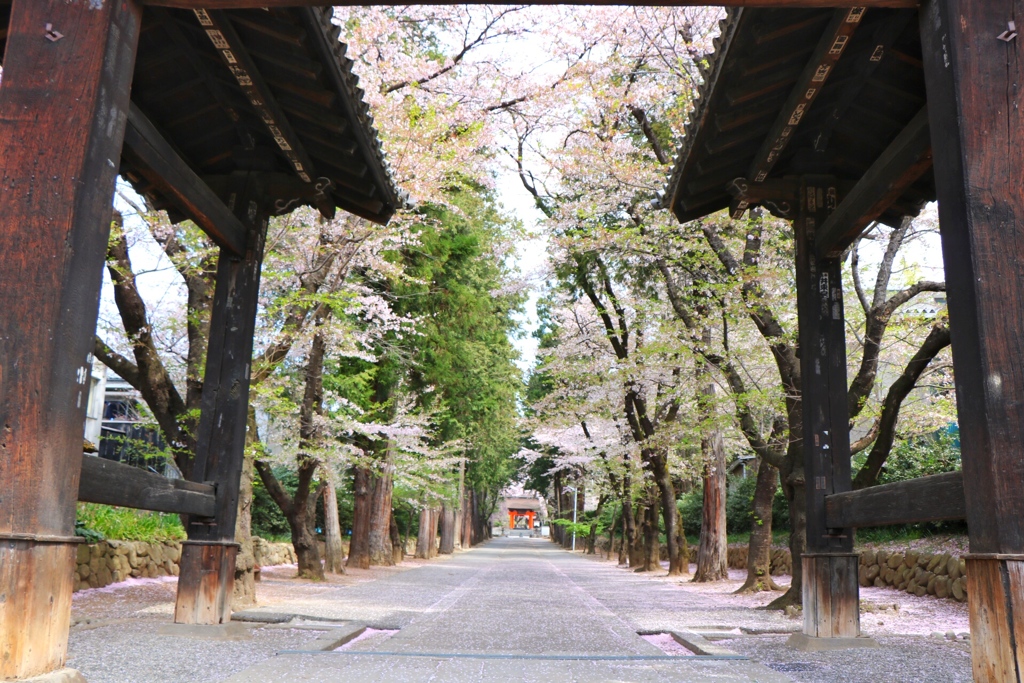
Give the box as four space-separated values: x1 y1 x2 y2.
73 537 296 592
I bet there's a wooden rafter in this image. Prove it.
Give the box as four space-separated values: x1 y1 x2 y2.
815 106 931 258
193 9 317 183
123 104 249 257
810 10 915 152
747 7 867 183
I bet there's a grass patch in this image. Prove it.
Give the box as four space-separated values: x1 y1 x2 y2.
76 503 186 542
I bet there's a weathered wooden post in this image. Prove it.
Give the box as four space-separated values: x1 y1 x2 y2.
173 174 269 626
0 1 141 679
920 1 1024 680
789 176 865 649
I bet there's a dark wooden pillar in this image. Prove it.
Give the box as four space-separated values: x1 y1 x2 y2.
793 177 861 644
174 174 268 625
0 1 141 678
921 1 1024 679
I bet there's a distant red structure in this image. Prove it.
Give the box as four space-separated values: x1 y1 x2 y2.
508 509 536 531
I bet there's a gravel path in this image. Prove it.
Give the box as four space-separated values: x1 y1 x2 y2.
65 538 974 682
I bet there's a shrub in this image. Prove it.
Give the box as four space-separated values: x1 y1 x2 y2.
76 503 185 542
875 429 961 484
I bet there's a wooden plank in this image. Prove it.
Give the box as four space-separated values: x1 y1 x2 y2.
174 542 237 625
78 455 216 518
815 107 932 258
825 471 965 528
140 0 919 7
186 174 269 542
795 177 854 554
964 559 1024 682
829 555 859 637
193 9 317 183
123 104 247 257
747 9 867 184
174 175 268 625
921 0 1024 676
0 0 141 678
920 0 1024 556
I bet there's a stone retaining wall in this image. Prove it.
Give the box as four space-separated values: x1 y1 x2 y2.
73 536 296 592
858 549 967 602
722 544 967 603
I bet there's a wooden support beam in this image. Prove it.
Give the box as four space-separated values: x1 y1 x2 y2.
124 104 248 257
193 9 317 183
920 0 1024 679
747 8 866 184
175 174 269 626
0 0 141 678
78 455 216 518
810 11 916 153
139 0 919 7
815 107 932 258
727 177 801 219
825 472 965 528
794 176 860 641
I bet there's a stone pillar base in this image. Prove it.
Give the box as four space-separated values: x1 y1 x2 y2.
801 553 860 639
787 632 877 651
174 541 238 625
0 539 77 679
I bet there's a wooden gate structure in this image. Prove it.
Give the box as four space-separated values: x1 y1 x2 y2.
664 3 1024 681
0 0 1020 682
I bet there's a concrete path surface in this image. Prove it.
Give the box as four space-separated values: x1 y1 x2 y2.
226 537 792 682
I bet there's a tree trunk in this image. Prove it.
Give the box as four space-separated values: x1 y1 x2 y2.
368 446 395 566
439 503 456 554
460 488 474 548
606 506 619 560
694 429 728 581
627 503 644 568
676 506 690 575
254 457 323 580
322 467 345 574
455 458 466 548
736 458 781 593
389 509 404 564
415 507 432 559
641 500 660 572
348 466 372 569
232 414 257 608
650 451 684 575
768 439 805 609
429 507 440 558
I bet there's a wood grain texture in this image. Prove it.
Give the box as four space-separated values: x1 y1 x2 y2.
816 106 932 258
825 471 965 528
920 0 1024 558
174 542 238 625
0 542 76 678
965 559 1024 682
795 178 854 555
802 555 859 638
0 0 140 677
185 175 269 543
123 104 247 257
78 454 216 517
747 9 866 183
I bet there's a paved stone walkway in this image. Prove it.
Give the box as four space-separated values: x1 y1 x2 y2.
227 537 791 682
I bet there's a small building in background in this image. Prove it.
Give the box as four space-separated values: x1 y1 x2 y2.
82 367 176 477
492 486 547 537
